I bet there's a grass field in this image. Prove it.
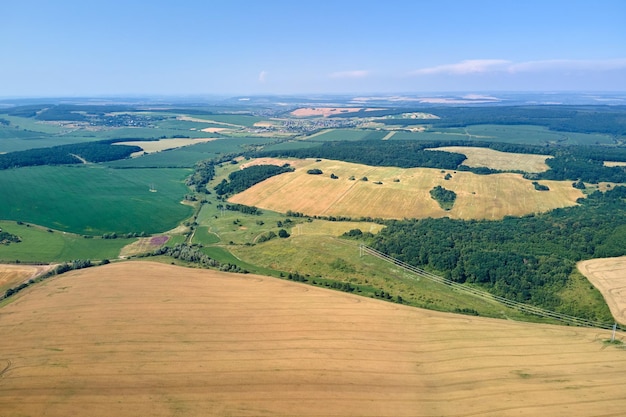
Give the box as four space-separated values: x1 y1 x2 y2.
107 137 275 168
0 221 134 263
391 125 615 145
304 129 387 141
229 158 583 220
0 261 624 417
578 256 626 325
0 166 193 235
431 146 552 172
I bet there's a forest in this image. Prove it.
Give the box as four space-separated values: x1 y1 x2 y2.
214 164 294 196
259 141 467 170
327 105 626 136
369 186 626 320
0 140 143 169
260 139 626 182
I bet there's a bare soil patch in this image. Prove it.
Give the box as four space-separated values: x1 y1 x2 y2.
290 107 383 117
578 257 626 324
432 146 552 173
604 161 626 167
0 261 624 417
119 236 169 258
230 158 583 220
200 127 228 133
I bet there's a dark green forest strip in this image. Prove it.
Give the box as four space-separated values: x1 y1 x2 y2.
0 140 144 169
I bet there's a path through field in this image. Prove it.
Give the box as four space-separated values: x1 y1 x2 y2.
0 261 624 417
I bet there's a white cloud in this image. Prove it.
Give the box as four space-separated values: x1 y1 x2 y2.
508 58 626 73
258 70 268 83
411 60 511 75
329 70 370 79
411 58 626 76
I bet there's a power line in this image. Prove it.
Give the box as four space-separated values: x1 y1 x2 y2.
359 244 619 330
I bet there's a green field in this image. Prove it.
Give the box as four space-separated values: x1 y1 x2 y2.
107 137 275 168
0 165 193 235
0 220 133 262
184 114 265 127
391 124 616 145
305 129 387 142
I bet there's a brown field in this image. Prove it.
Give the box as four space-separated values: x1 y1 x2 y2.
432 146 552 172
290 107 383 117
604 161 626 167
0 261 624 417
0 264 55 294
578 257 626 325
230 158 583 220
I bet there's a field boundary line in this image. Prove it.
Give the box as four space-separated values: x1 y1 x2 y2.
359 243 618 330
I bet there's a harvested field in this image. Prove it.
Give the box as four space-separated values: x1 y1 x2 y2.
604 161 626 167
230 159 583 220
0 261 624 417
0 264 55 294
578 257 626 325
114 138 218 156
431 146 552 172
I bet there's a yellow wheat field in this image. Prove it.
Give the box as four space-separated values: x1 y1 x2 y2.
0 264 55 293
578 256 626 324
431 146 552 172
0 261 624 417
231 158 583 220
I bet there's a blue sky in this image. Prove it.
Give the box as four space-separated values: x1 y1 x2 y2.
2 0 625 97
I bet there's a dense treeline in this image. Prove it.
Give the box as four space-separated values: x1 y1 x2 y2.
260 139 626 183
370 186 626 320
258 141 466 169
2 259 94 301
0 104 51 118
536 153 626 183
214 164 294 195
370 106 626 136
150 243 248 273
185 160 216 192
0 140 142 169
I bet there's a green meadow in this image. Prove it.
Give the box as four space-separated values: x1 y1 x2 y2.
0 220 133 263
0 165 193 235
305 129 387 142
391 124 615 145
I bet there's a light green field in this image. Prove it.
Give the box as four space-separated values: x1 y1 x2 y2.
230 234 548 320
391 125 615 145
303 129 387 141
229 158 584 220
0 166 193 235
0 221 133 263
